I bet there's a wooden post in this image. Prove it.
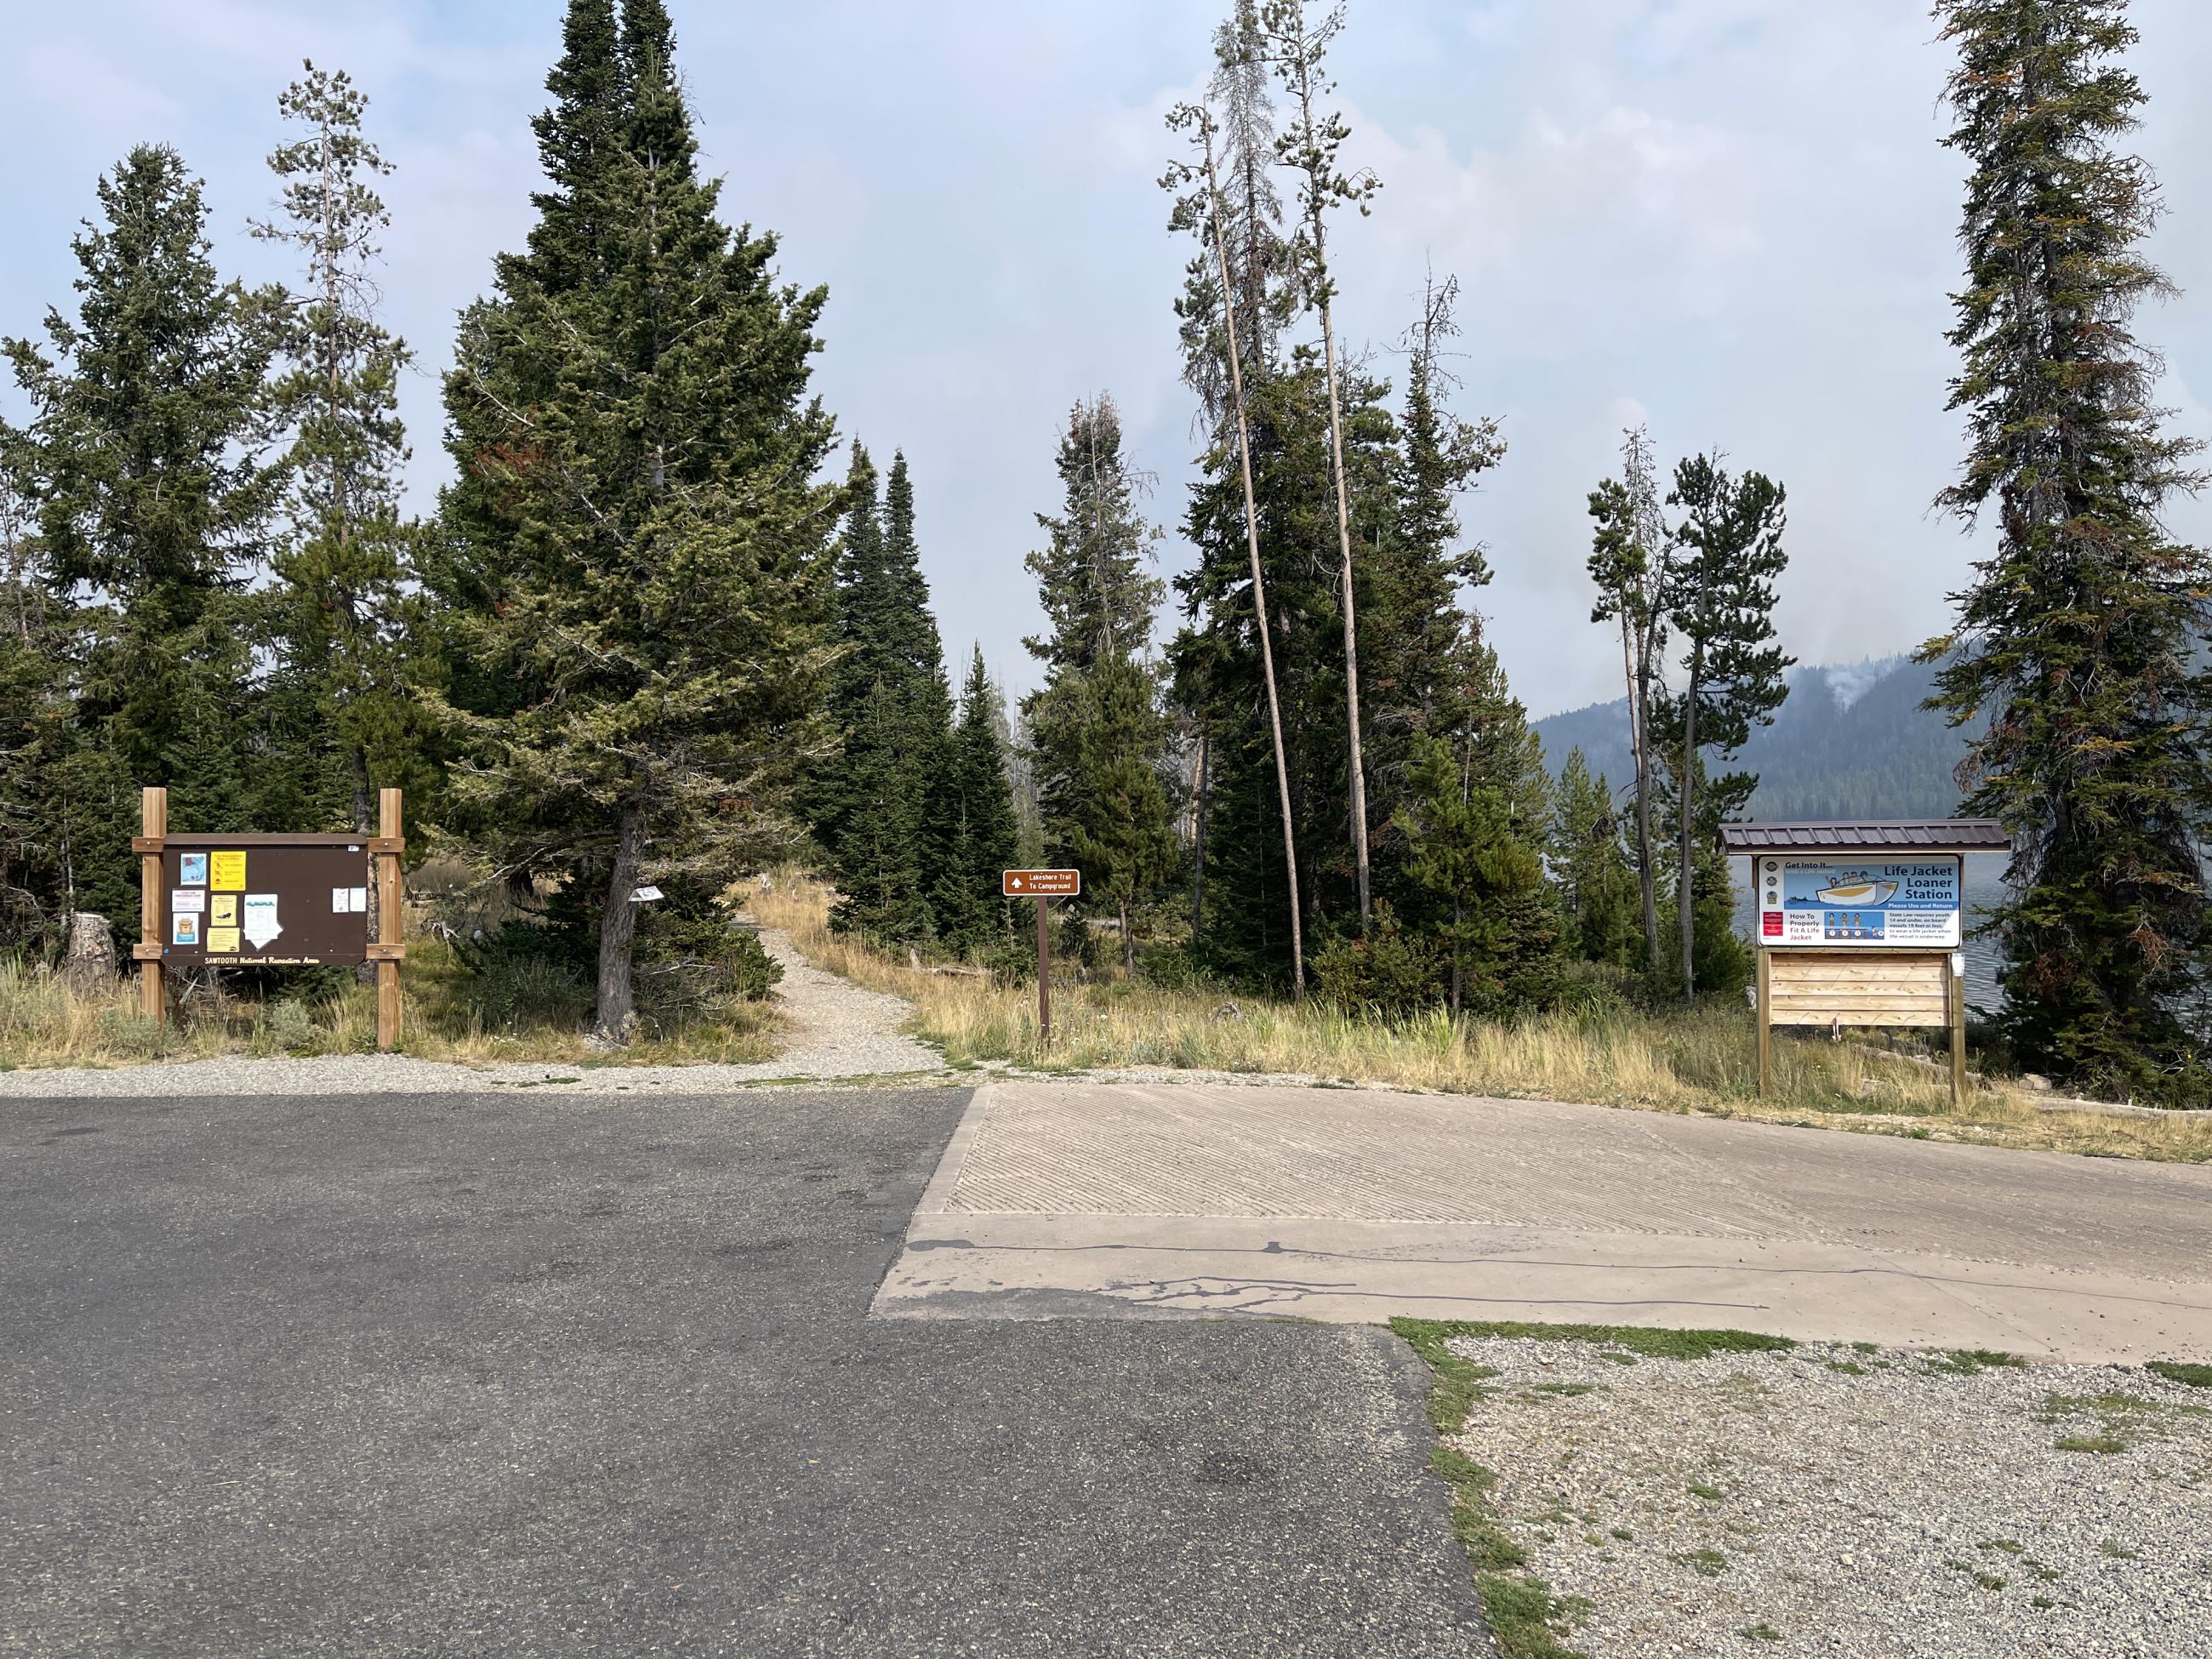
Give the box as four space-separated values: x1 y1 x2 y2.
1755 946 1772 1097
375 789 403 1052
137 787 166 1023
1035 894 1051 1046
1947 951 1967 1108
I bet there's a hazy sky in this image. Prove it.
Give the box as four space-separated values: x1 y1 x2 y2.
3 1 2208 719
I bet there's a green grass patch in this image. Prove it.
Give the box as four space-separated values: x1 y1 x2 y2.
1687 1482 1724 1502
1400 1326 1596 1659
1392 1322 1504 1432
1673 1548 1729 1577
1739 1624 1782 1643
1927 1348 2027 1377
1473 1574 1593 1659
2055 1433 2127 1455
1393 1317 1794 1365
1826 1360 1867 1376
1531 1382 1603 1398
2146 1360 2212 1389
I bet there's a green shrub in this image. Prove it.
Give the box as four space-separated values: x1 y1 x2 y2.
261 998 321 1055
1313 903 1443 1018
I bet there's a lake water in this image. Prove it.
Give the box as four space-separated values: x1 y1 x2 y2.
1731 851 2010 1010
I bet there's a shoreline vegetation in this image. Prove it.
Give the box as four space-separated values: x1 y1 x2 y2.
746 872 2212 1166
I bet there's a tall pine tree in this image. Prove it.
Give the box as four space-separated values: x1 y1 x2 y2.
3 145 283 927
928 647 1020 956
1025 396 1174 975
1925 0 2212 1100
820 448 953 944
253 60 425 837
432 0 838 1039
1662 453 1790 999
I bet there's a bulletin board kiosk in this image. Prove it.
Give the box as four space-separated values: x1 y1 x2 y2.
1721 819 2008 1105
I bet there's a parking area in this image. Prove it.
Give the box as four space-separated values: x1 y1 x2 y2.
0 1086 1487 1658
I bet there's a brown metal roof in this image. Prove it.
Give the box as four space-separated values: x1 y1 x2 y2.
1719 819 2008 853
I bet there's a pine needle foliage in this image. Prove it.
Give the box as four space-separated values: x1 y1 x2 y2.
432 1 838 1040
1924 0 2212 1101
3 145 285 924
253 60 428 835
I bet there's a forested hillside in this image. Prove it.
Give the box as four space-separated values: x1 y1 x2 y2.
1535 656 1981 822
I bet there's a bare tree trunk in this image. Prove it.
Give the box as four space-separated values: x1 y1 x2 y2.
1190 724 1211 939
1200 125 1305 996
595 795 647 1041
1677 668 1700 1002
1120 896 1136 978
1314 288 1372 929
1634 653 1661 975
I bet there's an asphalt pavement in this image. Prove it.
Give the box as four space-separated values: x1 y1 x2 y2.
0 1086 1489 1658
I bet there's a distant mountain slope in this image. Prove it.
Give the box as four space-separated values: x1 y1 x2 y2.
1534 655 1981 821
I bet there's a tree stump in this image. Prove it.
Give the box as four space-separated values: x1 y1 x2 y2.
63 912 117 997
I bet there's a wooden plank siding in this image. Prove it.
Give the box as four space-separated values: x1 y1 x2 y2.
1765 951 1949 1028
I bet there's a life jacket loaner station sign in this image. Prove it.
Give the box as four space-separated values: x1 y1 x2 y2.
1754 857 1962 949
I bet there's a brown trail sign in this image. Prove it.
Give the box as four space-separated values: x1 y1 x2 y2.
134 786 408 1051
1003 869 1080 1044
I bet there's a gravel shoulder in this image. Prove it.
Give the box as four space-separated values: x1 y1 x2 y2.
1440 1332 2212 1658
0 926 947 1097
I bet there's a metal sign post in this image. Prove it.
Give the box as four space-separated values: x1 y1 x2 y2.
1003 869 1080 1046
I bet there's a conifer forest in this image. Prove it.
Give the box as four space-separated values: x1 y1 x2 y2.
3 0 2210 1103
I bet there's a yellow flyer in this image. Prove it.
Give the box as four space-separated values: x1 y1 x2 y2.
206 926 241 954
211 894 237 926
210 851 246 891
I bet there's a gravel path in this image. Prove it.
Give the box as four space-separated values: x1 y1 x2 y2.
1445 1333 2212 1658
0 927 946 1097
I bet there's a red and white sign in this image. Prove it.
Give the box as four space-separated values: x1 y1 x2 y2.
1003 868 1080 897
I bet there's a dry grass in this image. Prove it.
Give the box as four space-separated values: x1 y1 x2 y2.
0 928 781 1071
751 870 2212 1165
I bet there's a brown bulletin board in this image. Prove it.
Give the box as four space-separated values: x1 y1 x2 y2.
160 835 374 967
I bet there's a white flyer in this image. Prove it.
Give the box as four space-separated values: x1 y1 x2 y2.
172 889 206 915
242 893 283 949
351 886 369 913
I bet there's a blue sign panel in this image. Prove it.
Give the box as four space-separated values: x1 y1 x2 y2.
1754 857 1961 949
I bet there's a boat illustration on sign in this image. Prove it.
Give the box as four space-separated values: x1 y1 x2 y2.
1815 880 1898 907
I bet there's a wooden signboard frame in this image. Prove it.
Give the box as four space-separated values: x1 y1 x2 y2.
134 786 407 1051
1735 832 1993 1108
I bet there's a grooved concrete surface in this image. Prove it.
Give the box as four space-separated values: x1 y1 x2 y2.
875 1081 2212 1362
0 1086 1489 1658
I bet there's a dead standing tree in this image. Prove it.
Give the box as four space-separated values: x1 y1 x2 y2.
1259 0 1380 929
1166 102 1306 996
1587 425 1671 974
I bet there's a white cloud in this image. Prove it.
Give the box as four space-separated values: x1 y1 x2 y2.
2 0 2205 722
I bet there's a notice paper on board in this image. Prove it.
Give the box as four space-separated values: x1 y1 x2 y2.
211 894 237 926
171 913 199 946
206 926 240 954
242 893 282 949
179 852 208 887
210 851 247 891
172 889 205 915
